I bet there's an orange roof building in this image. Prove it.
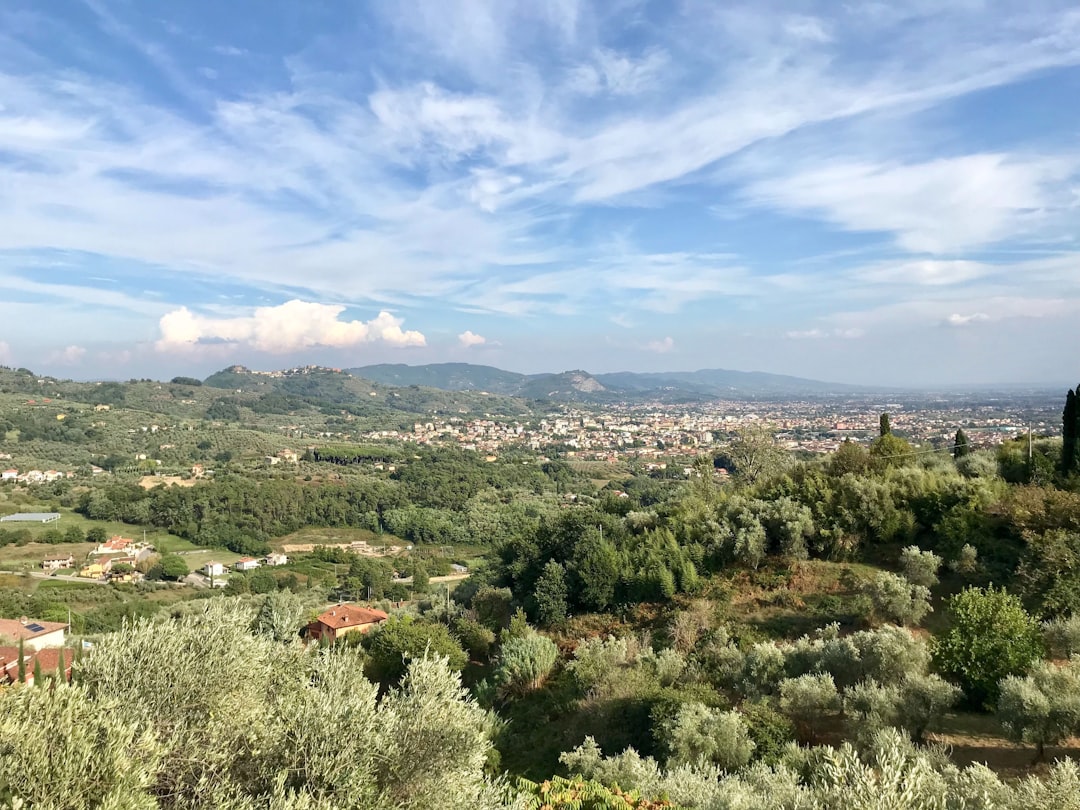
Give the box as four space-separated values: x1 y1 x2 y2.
307 604 389 643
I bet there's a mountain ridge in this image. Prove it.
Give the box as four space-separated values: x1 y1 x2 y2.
345 362 889 401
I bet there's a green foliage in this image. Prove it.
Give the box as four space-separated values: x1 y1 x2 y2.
862 572 932 626
899 545 942 589
0 683 161 809
720 425 790 485
494 632 559 695
252 590 306 642
933 586 1044 708
517 775 675 809
452 616 497 661
653 702 754 771
879 413 891 437
532 560 569 627
1064 385 1080 478
362 615 468 685
778 673 840 743
953 428 971 459
997 659 1080 761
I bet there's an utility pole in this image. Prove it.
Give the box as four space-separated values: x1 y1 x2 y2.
1028 425 1033 482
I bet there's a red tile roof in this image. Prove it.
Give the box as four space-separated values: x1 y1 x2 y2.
0 618 67 641
315 604 389 630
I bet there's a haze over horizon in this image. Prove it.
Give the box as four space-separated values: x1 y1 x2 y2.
1 1 1079 386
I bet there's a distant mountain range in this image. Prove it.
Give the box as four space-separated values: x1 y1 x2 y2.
345 363 884 402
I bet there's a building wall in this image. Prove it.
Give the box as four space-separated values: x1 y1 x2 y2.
26 628 65 652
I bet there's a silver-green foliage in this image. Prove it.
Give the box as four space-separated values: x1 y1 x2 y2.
899 545 942 588
997 658 1080 761
59 600 503 810
252 589 308 643
494 632 558 694
654 702 755 771
561 728 1080 810
0 683 161 810
1043 614 1080 658
863 571 932 626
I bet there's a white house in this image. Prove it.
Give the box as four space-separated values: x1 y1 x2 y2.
0 617 67 651
264 552 288 566
1 469 17 481
202 562 225 578
234 557 260 572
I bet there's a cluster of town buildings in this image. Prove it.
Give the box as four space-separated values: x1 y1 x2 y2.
349 398 1055 463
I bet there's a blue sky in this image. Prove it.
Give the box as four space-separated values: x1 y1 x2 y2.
1 0 1079 385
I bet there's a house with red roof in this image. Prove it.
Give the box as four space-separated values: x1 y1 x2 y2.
307 604 388 643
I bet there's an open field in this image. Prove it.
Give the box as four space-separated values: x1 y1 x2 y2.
271 526 405 551
0 506 188 547
0 541 98 572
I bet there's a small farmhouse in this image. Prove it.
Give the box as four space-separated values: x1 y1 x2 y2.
234 557 260 572
306 604 388 644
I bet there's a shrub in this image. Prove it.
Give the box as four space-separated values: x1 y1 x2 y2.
862 572 932 626
932 586 1043 708
494 632 559 695
653 702 754 771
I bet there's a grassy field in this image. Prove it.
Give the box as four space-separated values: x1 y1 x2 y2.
271 526 405 551
0 506 188 546
176 548 246 572
0 541 98 572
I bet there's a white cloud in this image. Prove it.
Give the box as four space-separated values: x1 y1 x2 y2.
48 345 87 365
645 336 675 353
944 312 990 327
458 330 487 348
786 328 864 339
567 48 669 96
744 155 1070 253
156 300 426 354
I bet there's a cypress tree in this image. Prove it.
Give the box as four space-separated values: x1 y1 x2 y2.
1064 387 1079 477
32 654 42 686
16 637 25 684
953 429 971 459
880 413 892 437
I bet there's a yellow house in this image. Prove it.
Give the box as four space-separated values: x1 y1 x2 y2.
79 561 108 579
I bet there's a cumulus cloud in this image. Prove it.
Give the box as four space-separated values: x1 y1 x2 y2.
458 330 487 348
944 312 990 327
156 300 426 354
48 345 87 364
646 336 675 353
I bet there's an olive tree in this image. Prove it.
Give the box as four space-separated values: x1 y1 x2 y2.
998 660 1080 762
654 702 755 771
1043 614 1080 658
779 673 841 743
899 546 942 589
863 572 932 626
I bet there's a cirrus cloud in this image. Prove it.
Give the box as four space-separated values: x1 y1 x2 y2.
155 300 426 354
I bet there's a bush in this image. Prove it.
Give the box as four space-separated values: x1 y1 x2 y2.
362 616 468 685
862 572 932 626
653 702 754 771
899 546 942 588
933 586 1043 708
494 632 559 695
1043 614 1080 658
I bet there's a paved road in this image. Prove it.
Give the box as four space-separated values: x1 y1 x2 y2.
18 571 109 585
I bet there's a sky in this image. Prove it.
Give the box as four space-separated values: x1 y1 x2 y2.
1 0 1079 386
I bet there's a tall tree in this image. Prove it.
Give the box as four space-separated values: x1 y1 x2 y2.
953 428 971 459
879 413 892 437
16 637 25 683
1063 386 1080 478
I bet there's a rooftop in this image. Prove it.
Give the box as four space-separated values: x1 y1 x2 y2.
0 512 61 523
315 604 389 630
0 617 68 641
